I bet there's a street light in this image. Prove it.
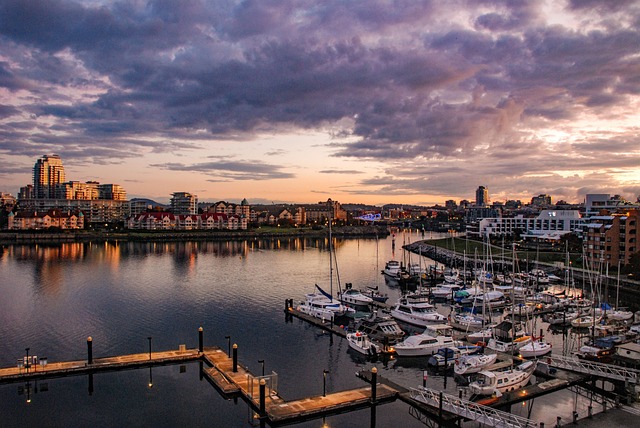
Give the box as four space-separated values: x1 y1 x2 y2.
225 336 231 357
258 359 265 376
323 370 329 397
147 337 152 360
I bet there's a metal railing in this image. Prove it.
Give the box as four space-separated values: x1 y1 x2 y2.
543 355 639 384
409 387 537 428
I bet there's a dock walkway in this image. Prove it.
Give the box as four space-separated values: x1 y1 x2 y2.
0 348 200 384
201 347 398 424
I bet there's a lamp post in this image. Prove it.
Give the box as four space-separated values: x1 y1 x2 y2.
323 370 329 397
225 336 231 357
258 359 265 376
25 348 30 373
147 337 152 360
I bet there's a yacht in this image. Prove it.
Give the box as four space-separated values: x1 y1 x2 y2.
297 291 355 322
337 283 373 310
390 297 447 327
394 324 461 357
468 361 536 396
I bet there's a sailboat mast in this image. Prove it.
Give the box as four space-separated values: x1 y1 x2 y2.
329 215 333 299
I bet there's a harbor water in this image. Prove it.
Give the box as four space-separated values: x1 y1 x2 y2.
0 231 635 427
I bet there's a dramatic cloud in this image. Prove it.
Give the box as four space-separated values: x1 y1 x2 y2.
0 0 639 204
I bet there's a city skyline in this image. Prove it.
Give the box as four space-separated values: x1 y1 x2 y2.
1 1 639 205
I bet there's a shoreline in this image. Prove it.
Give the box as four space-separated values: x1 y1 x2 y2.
0 225 390 244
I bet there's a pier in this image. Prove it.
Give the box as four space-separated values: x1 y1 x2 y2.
0 330 399 426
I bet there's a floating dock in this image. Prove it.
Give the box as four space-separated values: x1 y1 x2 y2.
1 338 399 426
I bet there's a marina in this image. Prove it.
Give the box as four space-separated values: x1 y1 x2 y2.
2 233 640 427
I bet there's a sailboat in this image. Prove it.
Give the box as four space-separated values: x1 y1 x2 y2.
468 360 536 396
297 219 355 322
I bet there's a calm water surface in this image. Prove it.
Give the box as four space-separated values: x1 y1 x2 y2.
0 231 613 427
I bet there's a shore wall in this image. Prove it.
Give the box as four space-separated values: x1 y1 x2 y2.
0 226 389 244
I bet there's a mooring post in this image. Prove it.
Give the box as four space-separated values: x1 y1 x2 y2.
573 411 578 424
603 401 607 412
588 405 593 418
198 327 203 353
371 367 377 403
259 378 266 417
540 423 544 428
556 416 561 427
87 337 93 365
232 344 238 372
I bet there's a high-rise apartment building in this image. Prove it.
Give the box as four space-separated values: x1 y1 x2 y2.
170 192 198 215
33 154 66 198
475 186 489 207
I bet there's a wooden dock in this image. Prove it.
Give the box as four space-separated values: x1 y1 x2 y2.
0 348 200 384
1 343 399 426
201 347 398 424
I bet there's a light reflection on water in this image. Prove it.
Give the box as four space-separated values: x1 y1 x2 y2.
0 232 624 427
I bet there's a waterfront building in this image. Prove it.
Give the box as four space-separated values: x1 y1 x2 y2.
55 181 100 200
126 212 247 230
531 194 552 207
98 184 127 201
170 192 198 215
585 194 639 217
475 209 583 240
208 199 251 218
583 209 639 269
475 185 489 207
8 209 84 230
17 198 127 226
303 199 347 223
33 154 66 199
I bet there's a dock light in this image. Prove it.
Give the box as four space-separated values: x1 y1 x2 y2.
258 359 265 377
323 370 329 397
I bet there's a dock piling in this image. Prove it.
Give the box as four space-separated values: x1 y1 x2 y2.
232 344 238 372
259 378 266 417
371 367 377 403
198 327 203 353
87 337 93 365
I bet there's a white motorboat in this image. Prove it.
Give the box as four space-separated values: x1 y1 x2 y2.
519 340 552 358
297 289 356 322
454 353 498 375
468 360 536 396
346 331 381 356
449 313 485 332
394 324 461 357
390 297 447 327
431 283 464 300
466 326 497 343
338 283 373 310
571 315 601 328
382 260 401 282
606 309 634 321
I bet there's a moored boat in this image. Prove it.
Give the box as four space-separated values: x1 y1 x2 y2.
454 353 498 375
468 360 536 396
346 331 381 356
519 340 552 358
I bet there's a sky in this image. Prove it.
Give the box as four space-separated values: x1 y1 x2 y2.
1 0 639 206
